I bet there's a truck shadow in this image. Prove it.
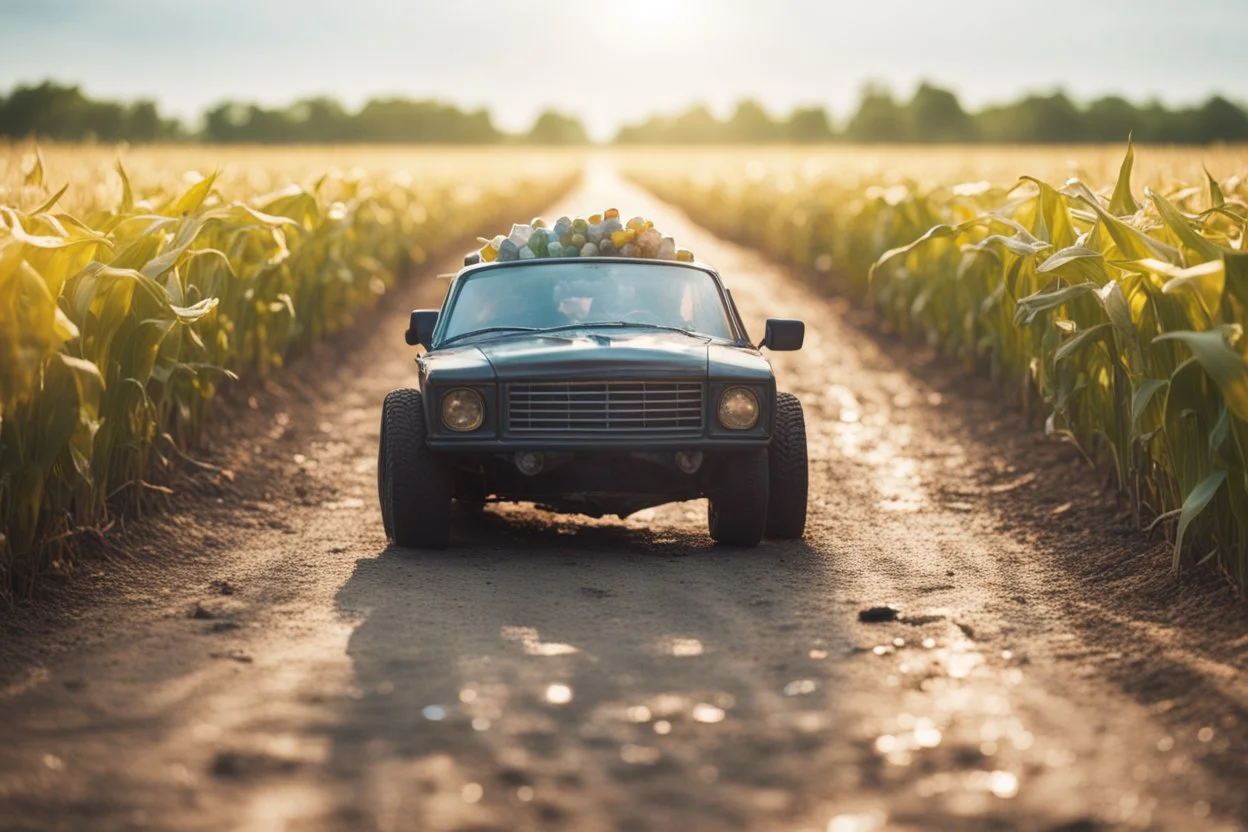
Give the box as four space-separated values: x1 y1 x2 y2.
324 510 847 829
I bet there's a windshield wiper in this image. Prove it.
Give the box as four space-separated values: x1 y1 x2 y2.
539 321 704 337
438 326 541 347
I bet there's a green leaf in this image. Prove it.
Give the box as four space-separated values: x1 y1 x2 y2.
1014 282 1099 326
1173 469 1226 570
1204 167 1225 209
1223 250 1248 315
1067 181 1183 264
168 172 218 217
170 297 219 324
31 184 68 216
1037 245 1108 284
116 160 135 214
1097 281 1146 375
1055 322 1112 363
1131 378 1169 435
23 147 44 187
869 224 959 282
1020 176 1078 248
964 232 1050 258
1146 187 1226 263
1159 260 1225 322
1209 405 1233 463
1154 327 1248 422
1108 140 1139 216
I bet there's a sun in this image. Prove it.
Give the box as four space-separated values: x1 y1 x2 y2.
611 0 700 27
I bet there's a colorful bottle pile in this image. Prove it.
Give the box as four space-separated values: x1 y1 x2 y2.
475 208 695 264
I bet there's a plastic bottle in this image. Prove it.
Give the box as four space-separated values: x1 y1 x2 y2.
497 238 520 262
508 224 533 247
611 229 636 249
638 227 662 257
477 234 504 262
529 228 550 257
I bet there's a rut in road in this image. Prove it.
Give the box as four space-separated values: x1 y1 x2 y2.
1 160 1246 832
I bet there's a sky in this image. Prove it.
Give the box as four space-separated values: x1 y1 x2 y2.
2 0 1247 140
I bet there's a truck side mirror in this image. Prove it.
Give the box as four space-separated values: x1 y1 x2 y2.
760 319 804 351
406 310 439 348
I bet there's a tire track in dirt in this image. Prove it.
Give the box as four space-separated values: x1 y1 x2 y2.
0 159 1245 832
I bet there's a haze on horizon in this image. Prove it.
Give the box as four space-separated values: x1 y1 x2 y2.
2 0 1246 140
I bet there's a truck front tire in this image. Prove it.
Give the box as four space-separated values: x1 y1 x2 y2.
378 388 452 549
707 449 769 547
766 392 809 539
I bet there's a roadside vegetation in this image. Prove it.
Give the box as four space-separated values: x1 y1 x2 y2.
4 79 1247 146
0 145 577 597
626 144 1248 594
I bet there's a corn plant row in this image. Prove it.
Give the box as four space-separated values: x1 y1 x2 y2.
0 153 577 595
628 146 1248 594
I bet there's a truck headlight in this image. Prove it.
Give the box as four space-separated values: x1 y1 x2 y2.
717 387 760 430
441 388 484 432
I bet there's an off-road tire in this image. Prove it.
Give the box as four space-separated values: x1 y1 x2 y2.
378 388 452 549
707 449 770 547
766 392 808 539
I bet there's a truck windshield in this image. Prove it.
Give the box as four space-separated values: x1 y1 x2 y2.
439 262 735 343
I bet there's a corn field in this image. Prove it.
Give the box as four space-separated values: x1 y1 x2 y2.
627 144 1248 594
0 145 577 596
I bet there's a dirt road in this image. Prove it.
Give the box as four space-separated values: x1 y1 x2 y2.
2 161 1247 832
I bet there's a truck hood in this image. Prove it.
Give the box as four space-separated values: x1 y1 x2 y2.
425 329 773 382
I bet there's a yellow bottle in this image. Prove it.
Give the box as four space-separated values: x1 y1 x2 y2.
611 229 637 248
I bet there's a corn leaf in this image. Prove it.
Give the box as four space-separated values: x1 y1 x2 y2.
1154 328 1248 421
1108 140 1139 216
1173 469 1227 570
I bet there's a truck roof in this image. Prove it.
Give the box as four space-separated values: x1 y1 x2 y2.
457 257 717 278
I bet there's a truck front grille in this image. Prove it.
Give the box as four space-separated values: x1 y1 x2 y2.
507 381 704 433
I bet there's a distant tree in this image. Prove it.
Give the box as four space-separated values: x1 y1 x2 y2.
907 83 975 143
844 83 909 142
353 98 501 144
614 103 720 144
203 103 246 142
0 81 185 142
975 91 1086 143
786 106 834 143
1197 95 1248 142
524 110 589 145
1083 96 1139 143
125 101 168 142
4 78 1247 146
289 96 355 143
672 104 720 143
725 99 780 143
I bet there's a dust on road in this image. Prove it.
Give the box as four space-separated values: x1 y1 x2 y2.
1 161 1246 832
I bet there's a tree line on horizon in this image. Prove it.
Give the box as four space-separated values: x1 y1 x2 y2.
3 80 1247 145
